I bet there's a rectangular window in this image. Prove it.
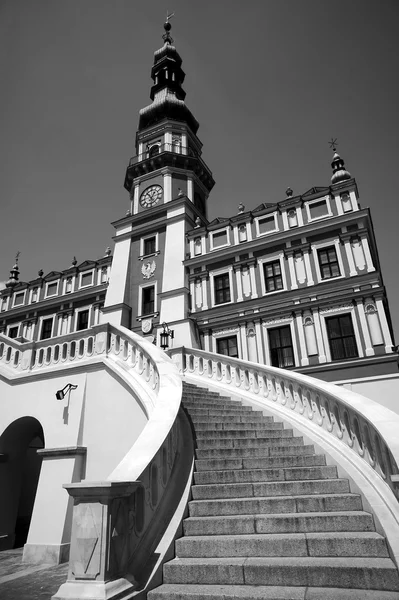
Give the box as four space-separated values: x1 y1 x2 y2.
77 310 89 331
258 216 276 235
13 292 25 307
269 326 295 368
46 282 58 297
80 272 93 287
212 230 228 248
309 199 328 219
40 318 53 340
144 237 156 255
214 273 231 305
8 326 18 339
263 260 283 293
142 286 155 315
326 314 358 361
318 247 340 279
216 335 238 358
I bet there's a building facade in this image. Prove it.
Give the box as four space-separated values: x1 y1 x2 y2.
1 21 397 384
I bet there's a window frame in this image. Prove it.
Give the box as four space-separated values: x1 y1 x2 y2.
305 195 333 222
258 253 288 296
45 280 59 299
8 325 19 339
254 212 278 237
210 267 234 307
79 270 94 289
325 313 359 361
209 227 231 252
216 335 239 358
75 307 91 332
13 290 26 308
319 307 363 362
140 232 159 258
312 240 345 283
40 317 54 340
268 324 296 369
139 282 158 317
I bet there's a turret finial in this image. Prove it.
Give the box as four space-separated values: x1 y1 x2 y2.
329 138 338 152
163 11 175 44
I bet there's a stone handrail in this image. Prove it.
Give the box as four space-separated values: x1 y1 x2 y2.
20 324 192 600
169 346 399 501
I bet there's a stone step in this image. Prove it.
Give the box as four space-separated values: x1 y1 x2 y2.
189 493 362 516
190 416 282 426
192 478 350 500
193 465 337 485
175 532 389 559
192 421 284 430
195 454 325 472
196 436 303 449
196 443 313 459
195 428 294 439
183 511 375 536
183 400 246 409
162 556 399 590
149 583 399 600
182 391 232 399
183 407 262 416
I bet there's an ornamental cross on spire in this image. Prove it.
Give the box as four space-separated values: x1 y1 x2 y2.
15 251 20 265
163 11 175 44
166 11 175 22
329 138 338 152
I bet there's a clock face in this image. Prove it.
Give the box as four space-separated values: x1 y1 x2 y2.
140 185 163 208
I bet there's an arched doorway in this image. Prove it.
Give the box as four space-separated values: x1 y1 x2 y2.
0 417 44 550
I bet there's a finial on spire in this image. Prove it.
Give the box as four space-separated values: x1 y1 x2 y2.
163 11 175 44
329 138 338 152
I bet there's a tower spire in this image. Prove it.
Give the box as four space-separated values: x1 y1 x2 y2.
5 251 20 288
329 139 351 184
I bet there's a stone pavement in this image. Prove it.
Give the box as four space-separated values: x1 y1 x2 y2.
0 548 68 600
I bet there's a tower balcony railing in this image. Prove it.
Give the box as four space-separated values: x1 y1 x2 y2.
129 143 199 166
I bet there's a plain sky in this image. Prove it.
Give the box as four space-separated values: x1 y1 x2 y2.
1 1 398 337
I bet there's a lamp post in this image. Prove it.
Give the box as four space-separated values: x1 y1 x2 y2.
160 322 174 350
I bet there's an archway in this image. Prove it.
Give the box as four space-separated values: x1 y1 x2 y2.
0 417 44 550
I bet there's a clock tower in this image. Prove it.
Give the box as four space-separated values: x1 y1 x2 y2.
102 20 214 346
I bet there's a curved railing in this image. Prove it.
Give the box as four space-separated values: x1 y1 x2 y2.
169 347 399 502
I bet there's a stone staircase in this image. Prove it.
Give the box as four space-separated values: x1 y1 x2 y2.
148 382 399 599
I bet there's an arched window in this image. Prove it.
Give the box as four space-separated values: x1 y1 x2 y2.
149 145 160 158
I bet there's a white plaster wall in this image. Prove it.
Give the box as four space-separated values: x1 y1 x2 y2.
82 369 147 480
336 375 399 414
162 220 186 292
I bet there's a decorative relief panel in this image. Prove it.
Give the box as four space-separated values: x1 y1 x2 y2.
242 267 251 297
351 237 366 271
142 261 156 279
213 327 239 337
262 317 293 327
320 304 353 315
294 252 306 284
195 279 202 308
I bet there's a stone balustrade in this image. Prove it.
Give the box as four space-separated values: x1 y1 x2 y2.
169 347 399 501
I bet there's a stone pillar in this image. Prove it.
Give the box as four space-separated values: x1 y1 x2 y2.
234 266 243 302
248 262 258 299
285 250 298 289
364 298 384 346
356 300 374 356
342 237 357 276
303 311 318 356
254 319 264 364
312 308 327 363
360 234 375 272
201 276 209 310
163 173 172 203
239 323 248 361
303 248 314 286
187 176 194 202
133 183 140 215
53 481 139 600
375 298 393 353
23 447 86 566
246 322 258 363
295 313 309 366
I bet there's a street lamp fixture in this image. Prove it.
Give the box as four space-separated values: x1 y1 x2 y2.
160 322 174 350
56 383 78 401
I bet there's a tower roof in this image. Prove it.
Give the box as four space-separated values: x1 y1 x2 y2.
138 21 199 134
330 140 351 184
